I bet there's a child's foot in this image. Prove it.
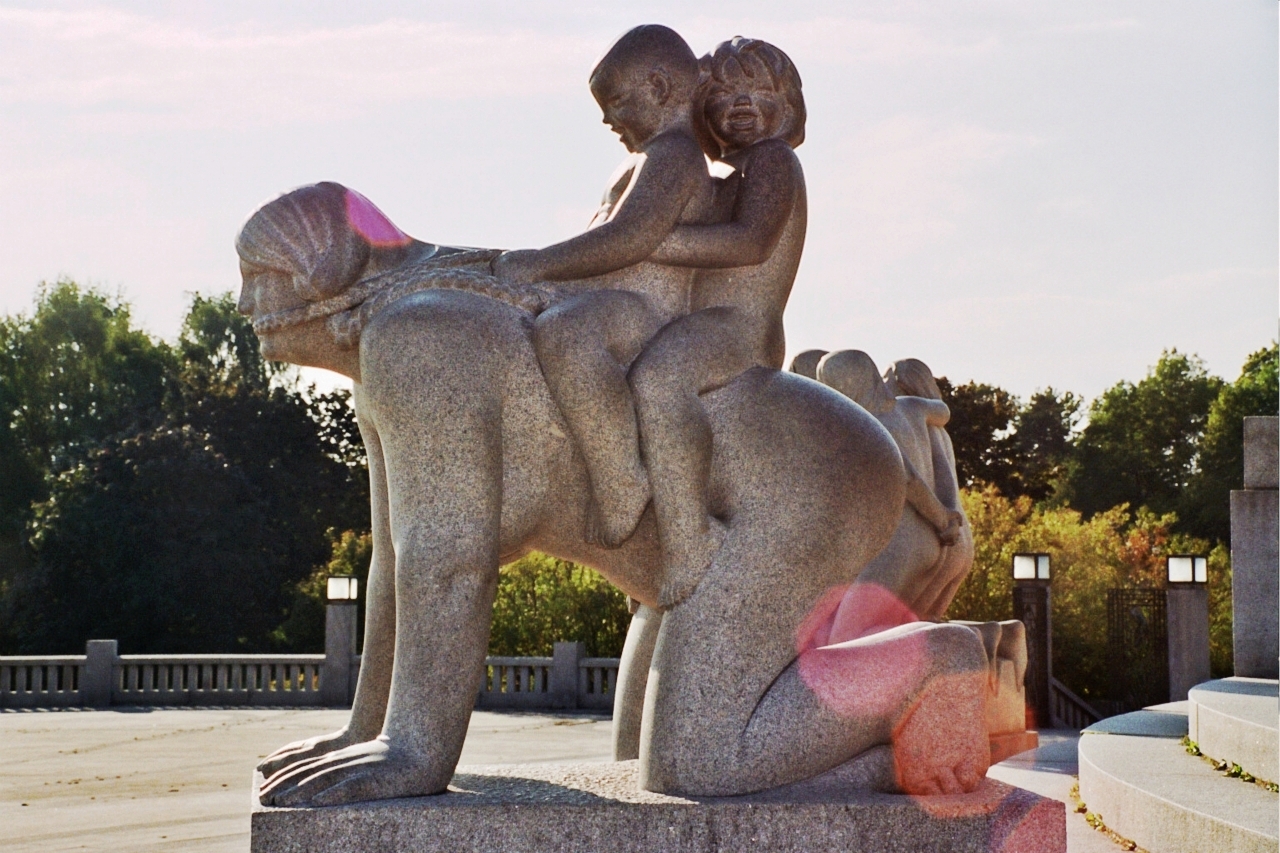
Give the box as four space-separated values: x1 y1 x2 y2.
584 467 651 548
657 517 728 609
891 656 989 795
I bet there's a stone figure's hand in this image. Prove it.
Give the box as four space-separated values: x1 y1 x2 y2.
492 249 544 285
937 511 963 547
256 727 360 778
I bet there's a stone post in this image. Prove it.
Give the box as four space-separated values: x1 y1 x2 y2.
1231 416 1278 679
83 639 117 708
322 603 357 707
551 641 585 710
1012 582 1051 729
1166 584 1210 701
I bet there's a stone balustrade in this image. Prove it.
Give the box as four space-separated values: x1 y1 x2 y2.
1 638 618 712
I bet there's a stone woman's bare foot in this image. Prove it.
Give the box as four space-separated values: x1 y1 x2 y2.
257 727 361 778
259 736 450 807
656 517 728 609
583 467 651 548
891 654 989 796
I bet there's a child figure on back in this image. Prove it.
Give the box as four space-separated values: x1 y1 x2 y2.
627 37 809 607
494 25 715 548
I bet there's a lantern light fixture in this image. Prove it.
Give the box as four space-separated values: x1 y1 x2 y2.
1166 555 1208 585
1012 552 1051 581
327 576 359 602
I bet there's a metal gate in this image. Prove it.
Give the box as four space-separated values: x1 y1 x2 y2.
1106 588 1168 713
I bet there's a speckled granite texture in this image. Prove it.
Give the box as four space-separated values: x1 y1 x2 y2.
251 761 1065 853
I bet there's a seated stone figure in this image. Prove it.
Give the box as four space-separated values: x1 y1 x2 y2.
884 357 975 619
495 25 715 549
816 350 961 642
235 181 991 806
628 36 808 608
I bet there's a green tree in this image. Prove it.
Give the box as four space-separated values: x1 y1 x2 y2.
7 426 292 652
0 288 371 653
1062 350 1224 521
176 291 278 394
0 280 175 473
1005 388 1081 502
1181 343 1279 542
936 378 1019 491
489 553 630 657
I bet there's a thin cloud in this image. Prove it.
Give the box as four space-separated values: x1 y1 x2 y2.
0 8 600 128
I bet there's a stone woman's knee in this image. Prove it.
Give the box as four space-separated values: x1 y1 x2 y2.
926 623 988 675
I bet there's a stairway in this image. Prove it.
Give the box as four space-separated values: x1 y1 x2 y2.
1077 683 1278 853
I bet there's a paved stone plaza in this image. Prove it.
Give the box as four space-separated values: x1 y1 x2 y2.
3 708 1118 852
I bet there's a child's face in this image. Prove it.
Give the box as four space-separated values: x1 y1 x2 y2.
590 64 667 153
704 61 784 155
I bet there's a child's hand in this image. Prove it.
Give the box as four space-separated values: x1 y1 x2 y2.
938 511 963 547
492 249 543 284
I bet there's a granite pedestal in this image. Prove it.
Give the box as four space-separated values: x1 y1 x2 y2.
1231 416 1278 679
252 761 1064 853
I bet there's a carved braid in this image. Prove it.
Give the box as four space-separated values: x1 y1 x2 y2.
251 248 555 348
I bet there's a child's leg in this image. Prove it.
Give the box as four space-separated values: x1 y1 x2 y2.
629 307 755 607
533 290 663 547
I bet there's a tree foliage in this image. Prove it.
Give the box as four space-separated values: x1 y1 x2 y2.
947 486 1231 701
0 284 369 654
1181 343 1279 542
937 379 1080 502
489 553 631 657
1062 350 1224 520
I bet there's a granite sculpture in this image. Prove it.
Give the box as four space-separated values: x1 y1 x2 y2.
237 26 992 809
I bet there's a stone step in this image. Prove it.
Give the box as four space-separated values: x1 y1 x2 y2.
1188 677 1278 782
1078 707 1278 853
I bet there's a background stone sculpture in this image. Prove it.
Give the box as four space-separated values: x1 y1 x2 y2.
813 349 970 639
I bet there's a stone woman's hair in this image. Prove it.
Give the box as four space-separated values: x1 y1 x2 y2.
236 182 548 348
818 350 895 412
887 359 943 401
235 182 371 302
703 36 806 149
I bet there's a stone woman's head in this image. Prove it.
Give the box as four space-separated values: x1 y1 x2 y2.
818 350 895 414
886 358 943 400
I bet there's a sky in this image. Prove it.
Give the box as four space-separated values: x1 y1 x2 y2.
0 1 1275 403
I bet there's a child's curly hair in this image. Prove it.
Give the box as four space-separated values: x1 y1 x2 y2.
702 37 806 150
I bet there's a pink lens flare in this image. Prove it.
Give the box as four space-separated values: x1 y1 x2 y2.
828 582 921 644
344 189 412 247
793 582 922 654
797 622 929 719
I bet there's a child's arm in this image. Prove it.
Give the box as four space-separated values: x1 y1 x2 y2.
649 140 799 268
494 133 707 284
904 458 962 546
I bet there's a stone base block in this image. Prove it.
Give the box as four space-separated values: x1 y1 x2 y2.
252 761 1064 853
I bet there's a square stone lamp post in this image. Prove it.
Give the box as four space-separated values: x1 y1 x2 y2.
321 576 359 706
1165 554 1210 702
1012 553 1051 729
